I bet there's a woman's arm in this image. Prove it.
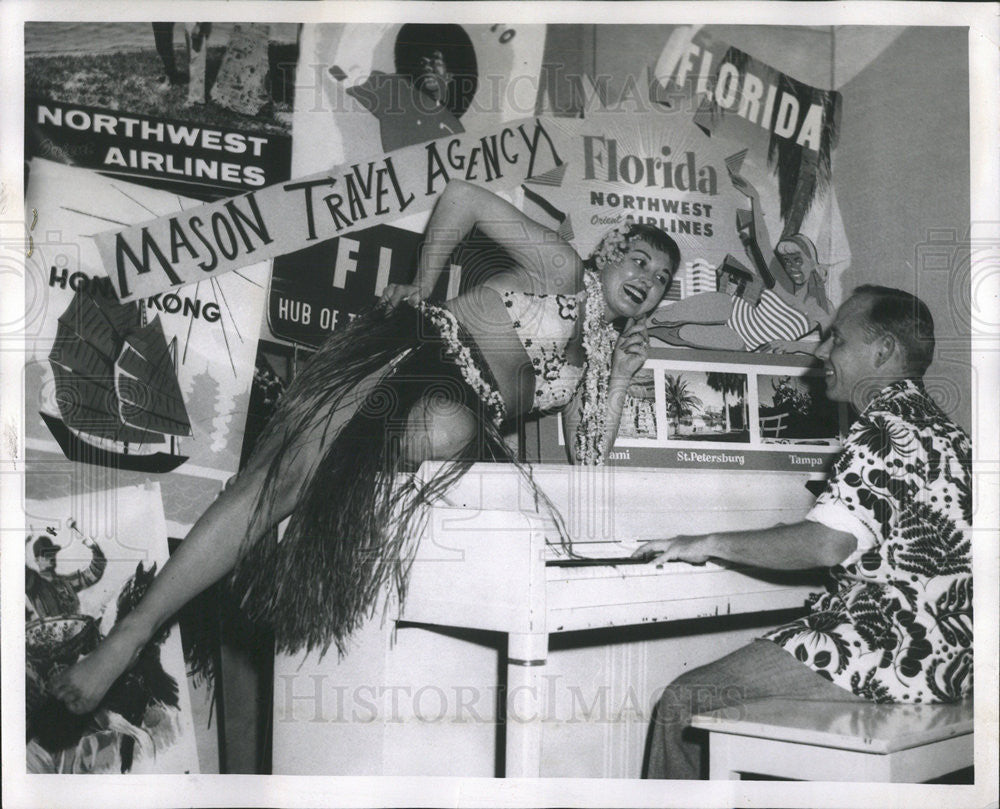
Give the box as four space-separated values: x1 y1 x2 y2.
563 319 649 464
561 385 584 464
382 180 579 308
731 172 776 288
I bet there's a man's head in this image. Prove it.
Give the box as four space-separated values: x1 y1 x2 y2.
31 534 61 574
816 285 935 410
394 24 478 116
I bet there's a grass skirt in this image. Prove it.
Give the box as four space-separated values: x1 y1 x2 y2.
229 304 530 656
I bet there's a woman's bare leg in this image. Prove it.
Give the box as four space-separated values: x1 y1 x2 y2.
651 292 734 325
652 322 746 351
51 371 479 714
50 422 328 714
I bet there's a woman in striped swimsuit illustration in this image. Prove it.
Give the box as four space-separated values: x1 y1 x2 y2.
650 171 832 354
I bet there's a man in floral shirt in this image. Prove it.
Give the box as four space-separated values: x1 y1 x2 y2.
638 285 972 779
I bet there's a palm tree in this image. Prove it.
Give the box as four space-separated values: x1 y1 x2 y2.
663 374 703 436
706 372 746 433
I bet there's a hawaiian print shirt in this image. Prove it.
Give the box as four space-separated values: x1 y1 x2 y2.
764 379 972 703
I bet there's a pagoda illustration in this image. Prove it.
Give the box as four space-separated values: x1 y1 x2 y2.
40 282 192 473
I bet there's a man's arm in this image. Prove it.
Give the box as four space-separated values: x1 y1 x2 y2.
66 540 107 592
635 520 857 570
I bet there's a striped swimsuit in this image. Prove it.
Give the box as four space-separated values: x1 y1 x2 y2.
726 289 812 350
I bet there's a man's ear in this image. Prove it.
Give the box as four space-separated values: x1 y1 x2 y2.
872 332 897 369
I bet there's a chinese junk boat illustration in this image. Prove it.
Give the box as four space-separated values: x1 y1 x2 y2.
41 282 192 473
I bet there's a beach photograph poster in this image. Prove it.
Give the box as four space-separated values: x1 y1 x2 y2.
24 484 199 774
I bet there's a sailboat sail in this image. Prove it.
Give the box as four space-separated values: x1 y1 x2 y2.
116 316 192 437
49 363 162 443
44 283 193 472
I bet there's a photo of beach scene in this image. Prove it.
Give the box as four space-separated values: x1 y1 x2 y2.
661 370 750 443
757 372 844 445
25 22 298 128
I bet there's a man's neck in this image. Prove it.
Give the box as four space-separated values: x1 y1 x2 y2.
853 374 914 411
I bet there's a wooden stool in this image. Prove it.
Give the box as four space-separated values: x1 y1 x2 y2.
691 697 973 782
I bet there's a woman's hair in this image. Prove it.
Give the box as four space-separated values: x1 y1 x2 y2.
585 221 682 276
628 223 682 271
776 233 819 263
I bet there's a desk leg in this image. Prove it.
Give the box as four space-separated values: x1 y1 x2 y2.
707 735 742 780
505 632 548 777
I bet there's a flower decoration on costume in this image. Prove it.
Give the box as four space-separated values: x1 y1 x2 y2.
540 350 565 382
557 297 578 320
420 303 507 428
575 270 617 465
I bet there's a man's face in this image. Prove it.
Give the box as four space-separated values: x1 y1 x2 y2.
36 552 57 574
414 50 451 104
815 294 881 409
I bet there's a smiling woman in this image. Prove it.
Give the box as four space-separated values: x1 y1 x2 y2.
51 178 681 716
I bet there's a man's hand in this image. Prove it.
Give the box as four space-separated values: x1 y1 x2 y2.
379 283 422 312
632 534 714 565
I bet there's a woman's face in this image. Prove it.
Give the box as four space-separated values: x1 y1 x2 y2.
599 237 675 320
775 239 816 286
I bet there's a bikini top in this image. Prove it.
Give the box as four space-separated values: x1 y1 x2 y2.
499 288 585 412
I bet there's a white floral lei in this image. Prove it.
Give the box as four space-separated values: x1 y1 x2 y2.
575 269 617 465
420 302 507 428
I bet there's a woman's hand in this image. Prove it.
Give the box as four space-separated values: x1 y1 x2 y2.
379 283 422 312
611 317 649 382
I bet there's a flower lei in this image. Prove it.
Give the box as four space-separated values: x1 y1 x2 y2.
420 302 507 428
574 269 617 465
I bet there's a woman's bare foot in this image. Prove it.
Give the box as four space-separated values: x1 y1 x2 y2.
49 623 147 714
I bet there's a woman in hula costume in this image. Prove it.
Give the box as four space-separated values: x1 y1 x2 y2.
53 180 680 714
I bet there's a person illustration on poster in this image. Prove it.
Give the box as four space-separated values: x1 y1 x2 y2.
27 560 183 774
50 179 680 716
151 22 212 105
152 23 190 88
330 23 478 152
650 167 832 353
25 530 106 620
